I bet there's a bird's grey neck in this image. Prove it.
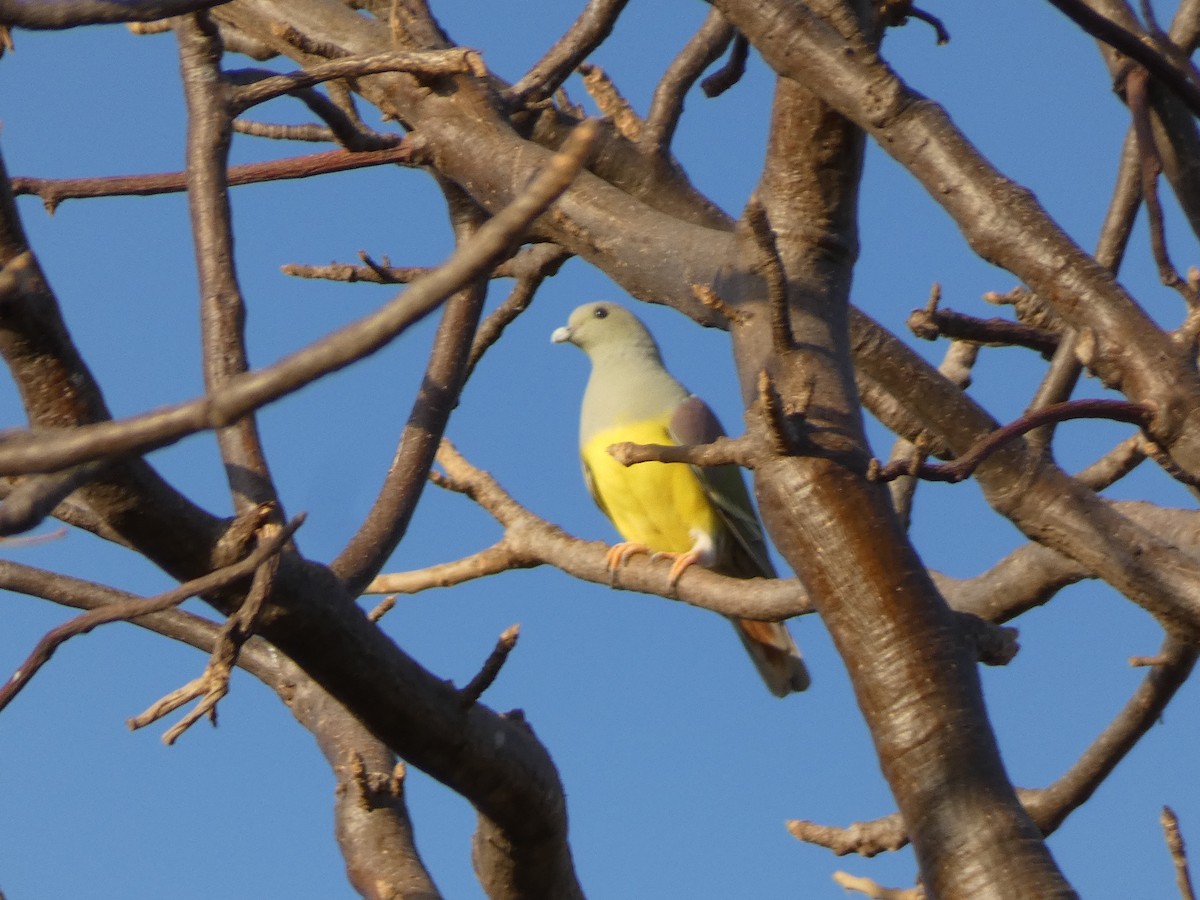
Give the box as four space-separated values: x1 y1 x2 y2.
579 347 688 442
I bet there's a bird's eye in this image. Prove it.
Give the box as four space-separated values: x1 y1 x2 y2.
593 306 608 319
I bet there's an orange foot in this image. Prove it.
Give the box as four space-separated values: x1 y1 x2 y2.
604 534 715 593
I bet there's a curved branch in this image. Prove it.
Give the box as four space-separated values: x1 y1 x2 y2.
503 0 630 105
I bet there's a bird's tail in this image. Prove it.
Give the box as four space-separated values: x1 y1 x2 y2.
732 619 811 696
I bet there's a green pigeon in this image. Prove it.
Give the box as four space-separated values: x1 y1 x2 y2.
552 301 810 696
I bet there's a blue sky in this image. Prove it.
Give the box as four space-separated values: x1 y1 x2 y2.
2 2 1198 897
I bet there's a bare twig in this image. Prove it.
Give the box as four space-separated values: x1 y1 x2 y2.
465 243 570 378
1044 0 1200 116
691 284 749 326
1163 805 1197 900
869 400 1155 484
701 31 749 97
907 302 1060 357
13 144 417 213
1025 638 1197 835
1127 66 1200 307
606 434 756 469
230 49 483 113
833 871 923 900
0 513 302 716
578 63 643 140
458 625 520 708
130 520 287 743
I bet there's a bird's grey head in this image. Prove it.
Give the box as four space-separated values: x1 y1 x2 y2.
550 302 662 362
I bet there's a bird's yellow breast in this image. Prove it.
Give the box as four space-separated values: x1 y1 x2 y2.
582 420 718 553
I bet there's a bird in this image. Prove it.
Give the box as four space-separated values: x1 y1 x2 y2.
551 301 810 696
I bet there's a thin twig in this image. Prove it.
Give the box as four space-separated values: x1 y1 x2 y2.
1044 0 1200 116
504 0 630 105
1127 66 1200 307
458 624 520 708
1163 805 1197 900
230 49 483 113
0 514 302 716
131 519 287 743
13 144 416 213
701 32 748 97
745 197 793 352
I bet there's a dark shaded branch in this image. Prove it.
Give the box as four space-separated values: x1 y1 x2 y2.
458 624 520 708
0 0 224 28
0 461 105 535
701 31 749 97
1043 0 1200 115
870 400 1154 484
230 48 483 112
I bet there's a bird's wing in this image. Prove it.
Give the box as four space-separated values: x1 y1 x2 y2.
581 457 613 521
669 394 776 579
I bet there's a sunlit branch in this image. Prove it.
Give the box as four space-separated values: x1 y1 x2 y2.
1162 805 1197 900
